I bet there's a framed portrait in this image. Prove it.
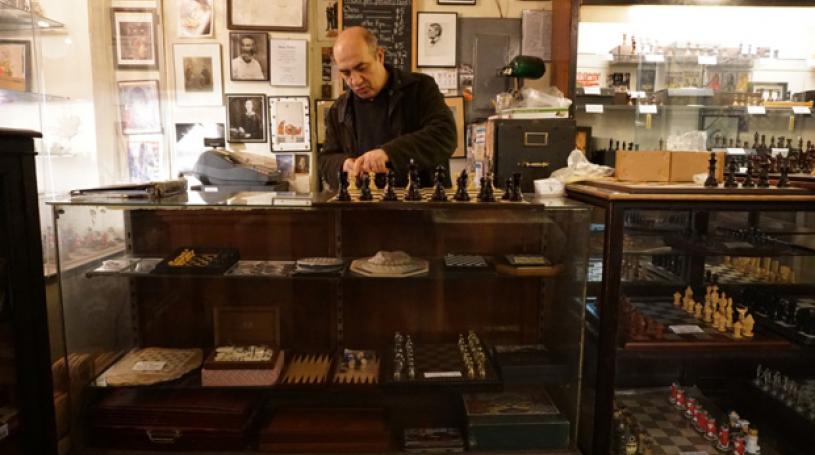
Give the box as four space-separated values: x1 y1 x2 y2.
269 39 308 87
294 153 310 175
117 80 162 135
175 123 224 173
178 0 214 38
444 96 465 158
276 154 294 179
112 9 158 69
269 96 311 152
227 0 308 32
314 99 335 145
173 43 223 106
316 0 338 41
229 32 269 81
226 94 267 143
127 137 163 182
0 40 31 91
417 12 457 68
748 81 788 102
438 0 475 4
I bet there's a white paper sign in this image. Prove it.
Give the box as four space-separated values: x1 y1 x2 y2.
726 148 746 155
583 87 601 95
424 371 462 378
630 91 647 99
698 55 717 65
586 104 604 114
638 104 658 114
645 54 665 63
133 361 167 371
669 325 704 334
270 39 308 87
422 68 458 91
747 105 766 115
792 106 811 115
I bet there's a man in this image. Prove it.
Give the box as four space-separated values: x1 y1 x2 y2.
318 27 456 189
232 35 264 80
428 23 442 45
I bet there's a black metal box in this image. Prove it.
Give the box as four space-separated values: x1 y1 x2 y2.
491 119 576 192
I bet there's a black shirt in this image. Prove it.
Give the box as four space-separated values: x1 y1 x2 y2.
352 79 392 156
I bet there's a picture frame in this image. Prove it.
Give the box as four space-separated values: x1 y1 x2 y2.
444 96 465 158
127 137 163 182
269 39 308 87
227 0 308 32
294 153 310 175
437 0 475 4
173 43 223 106
178 0 214 38
226 94 267 143
276 154 294 179
314 99 335 145
748 81 788 102
575 126 592 154
111 8 158 70
316 0 338 41
0 40 31 91
269 96 311 152
175 123 225 173
417 12 457 68
117 80 162 135
229 32 269 81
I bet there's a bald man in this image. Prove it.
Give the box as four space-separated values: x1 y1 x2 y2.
318 27 456 190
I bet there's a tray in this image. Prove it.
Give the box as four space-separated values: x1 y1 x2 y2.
153 247 240 275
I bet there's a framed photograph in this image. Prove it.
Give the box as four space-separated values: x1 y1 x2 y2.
173 43 223 106
294 153 310 174
575 126 592 154
444 96 465 158
748 81 788 102
226 94 267 143
175 123 224 173
438 0 475 4
314 99 335 145
178 0 214 38
0 40 31 91
229 32 268 81
276 154 294 179
112 9 158 69
269 39 308 87
316 0 338 41
127 138 163 182
227 0 307 32
117 80 162 135
269 96 311 152
417 12 457 68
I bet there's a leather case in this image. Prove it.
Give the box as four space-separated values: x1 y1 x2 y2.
259 407 391 452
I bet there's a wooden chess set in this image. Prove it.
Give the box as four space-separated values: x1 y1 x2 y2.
153 246 240 275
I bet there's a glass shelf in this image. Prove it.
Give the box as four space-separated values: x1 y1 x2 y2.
0 5 64 32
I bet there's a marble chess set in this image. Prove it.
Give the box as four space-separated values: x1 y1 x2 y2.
753 365 815 423
673 284 756 339
391 331 490 383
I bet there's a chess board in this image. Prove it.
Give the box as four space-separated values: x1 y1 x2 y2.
705 264 764 284
328 187 522 204
616 388 718 455
383 343 500 387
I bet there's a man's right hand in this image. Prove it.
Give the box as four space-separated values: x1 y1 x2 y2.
342 157 357 175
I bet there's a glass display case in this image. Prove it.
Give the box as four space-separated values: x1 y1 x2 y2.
48 192 590 454
568 181 815 455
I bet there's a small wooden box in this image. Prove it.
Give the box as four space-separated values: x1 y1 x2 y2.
670 151 725 182
615 150 671 182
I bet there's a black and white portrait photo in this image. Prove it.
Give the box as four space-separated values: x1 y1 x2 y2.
226 94 267 143
417 12 457 67
229 32 268 81
184 56 213 92
173 43 223 106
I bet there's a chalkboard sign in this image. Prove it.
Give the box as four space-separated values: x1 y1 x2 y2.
340 0 413 73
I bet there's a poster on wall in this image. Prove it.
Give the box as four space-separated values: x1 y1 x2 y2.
174 123 224 172
316 0 338 41
269 96 311 152
117 80 162 135
127 138 163 182
269 39 307 87
226 94 267 143
112 9 158 69
178 0 214 38
416 12 457 68
227 0 307 32
229 32 269 81
173 43 223 106
0 40 31 91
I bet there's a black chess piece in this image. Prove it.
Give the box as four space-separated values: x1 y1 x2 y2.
337 171 351 201
777 158 790 188
724 159 738 188
431 165 448 202
510 173 524 202
454 169 470 201
628 142 634 151
658 138 664 150
757 163 771 188
501 177 512 200
382 169 398 201
477 175 496 202
752 131 759 149
404 159 423 201
634 144 640 151
704 152 719 188
359 173 373 201
742 159 756 188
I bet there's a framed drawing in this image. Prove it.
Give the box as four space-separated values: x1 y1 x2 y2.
0 40 31 91
117 80 162 135
178 0 214 38
127 137 163 182
748 81 788 102
314 99 335 145
173 43 223 106
227 0 308 32
444 96 465 158
112 9 158 69
417 12 457 68
226 94 267 143
269 96 311 152
229 32 269 81
269 39 308 87
316 0 338 41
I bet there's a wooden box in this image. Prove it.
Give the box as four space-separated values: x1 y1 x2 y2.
669 151 725 183
615 150 671 182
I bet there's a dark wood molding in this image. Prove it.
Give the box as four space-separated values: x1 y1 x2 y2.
552 0 579 103
582 0 815 6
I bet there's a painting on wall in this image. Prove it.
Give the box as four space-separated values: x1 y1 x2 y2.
269 96 311 152
112 9 158 69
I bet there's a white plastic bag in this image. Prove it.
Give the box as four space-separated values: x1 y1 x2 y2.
518 86 573 109
534 149 614 196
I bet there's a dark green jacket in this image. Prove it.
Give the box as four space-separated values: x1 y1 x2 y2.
318 66 456 189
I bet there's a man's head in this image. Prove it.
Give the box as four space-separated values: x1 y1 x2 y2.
333 26 388 100
239 36 256 62
428 23 442 44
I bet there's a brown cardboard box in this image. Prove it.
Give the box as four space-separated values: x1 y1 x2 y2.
670 151 725 182
615 150 671 182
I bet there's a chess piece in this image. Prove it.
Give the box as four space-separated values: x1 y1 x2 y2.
431 165 448 201
757 163 770 188
724 158 738 188
737 306 747 322
733 321 743 339
510 173 524 202
502 177 512 200
694 302 703 319
742 314 755 337
477 175 496 202
745 429 759 455
673 291 682 307
742 159 756 188
454 170 470 201
405 159 423 201
337 171 352 201
704 152 719 187
359 173 373 201
382 169 398 201
704 304 713 323
777 158 790 188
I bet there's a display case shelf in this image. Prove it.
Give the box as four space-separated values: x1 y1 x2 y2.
0 5 63 31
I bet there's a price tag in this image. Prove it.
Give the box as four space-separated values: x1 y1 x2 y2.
585 104 604 114
645 54 665 63
203 186 218 193
638 104 658 114
133 361 167 371
698 55 717 65
726 148 746 155
747 105 766 115
424 371 462 378
669 325 704 335
583 86 601 95
629 91 647 99
792 106 811 115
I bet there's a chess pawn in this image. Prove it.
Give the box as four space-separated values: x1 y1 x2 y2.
724 158 738 188
737 306 747 323
684 286 694 300
359 173 373 201
742 314 755 337
713 312 721 327
477 175 496 202
382 169 398 201
454 169 470 201
718 317 727 332
673 291 682 307
694 302 703 319
337 171 352 201
704 304 713 323
733 321 743 339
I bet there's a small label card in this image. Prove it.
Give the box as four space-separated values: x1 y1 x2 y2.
726 148 746 155
669 325 704 334
586 104 604 114
583 86 602 95
645 54 665 63
629 90 647 99
792 106 811 115
698 55 717 65
424 371 462 378
133 361 167 371
639 104 658 114
747 105 766 115
274 198 312 207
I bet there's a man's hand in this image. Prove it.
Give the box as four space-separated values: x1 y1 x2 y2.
342 157 357 174
352 148 390 175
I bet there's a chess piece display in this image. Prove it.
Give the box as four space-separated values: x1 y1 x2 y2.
777 159 790 188
359 173 373 201
510 173 524 202
757 163 770 188
477 175 496 202
431 165 448 202
404 159 423 201
337 171 351 201
382 169 398 201
742 159 756 188
454 170 470 201
724 158 738 188
704 152 719 187
502 177 512 200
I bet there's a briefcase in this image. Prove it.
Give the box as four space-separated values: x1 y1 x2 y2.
89 389 261 451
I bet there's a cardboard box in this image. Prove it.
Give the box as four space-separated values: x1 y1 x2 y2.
615 150 671 182
670 151 725 182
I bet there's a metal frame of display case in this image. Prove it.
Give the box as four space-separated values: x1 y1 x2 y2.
566 181 815 455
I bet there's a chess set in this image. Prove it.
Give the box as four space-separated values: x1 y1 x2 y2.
706 256 797 285
666 226 814 258
742 289 815 345
153 247 240 275
752 365 815 424
330 160 526 204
